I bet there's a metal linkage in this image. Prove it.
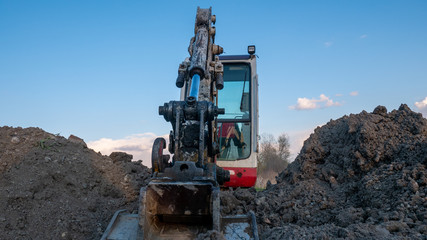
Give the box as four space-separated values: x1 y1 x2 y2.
158 98 224 164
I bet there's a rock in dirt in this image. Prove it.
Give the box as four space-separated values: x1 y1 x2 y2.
110 151 133 163
196 230 226 240
68 134 87 148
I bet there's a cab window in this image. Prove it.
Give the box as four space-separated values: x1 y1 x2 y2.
217 63 251 160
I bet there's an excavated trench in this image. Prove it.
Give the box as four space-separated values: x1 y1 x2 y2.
0 104 426 239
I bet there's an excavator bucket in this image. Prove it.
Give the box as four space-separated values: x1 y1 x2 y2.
139 181 220 239
101 180 259 240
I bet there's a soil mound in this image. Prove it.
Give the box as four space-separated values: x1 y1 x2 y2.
1 104 426 239
224 105 427 239
0 126 151 240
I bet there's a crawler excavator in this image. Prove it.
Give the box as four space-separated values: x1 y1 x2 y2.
101 7 259 240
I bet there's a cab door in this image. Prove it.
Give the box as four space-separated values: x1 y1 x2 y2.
216 56 258 187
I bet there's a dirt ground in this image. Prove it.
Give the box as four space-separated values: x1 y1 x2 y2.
1 104 426 239
0 127 151 239
221 104 427 239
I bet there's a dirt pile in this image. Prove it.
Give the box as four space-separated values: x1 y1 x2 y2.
0 126 151 240
1 104 426 239
222 104 427 239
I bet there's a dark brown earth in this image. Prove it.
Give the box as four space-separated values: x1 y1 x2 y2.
221 104 427 239
0 127 151 240
1 104 426 239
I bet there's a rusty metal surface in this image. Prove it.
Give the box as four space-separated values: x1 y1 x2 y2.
145 181 213 216
140 181 220 239
189 28 209 79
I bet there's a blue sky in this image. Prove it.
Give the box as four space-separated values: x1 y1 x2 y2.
1 1 426 164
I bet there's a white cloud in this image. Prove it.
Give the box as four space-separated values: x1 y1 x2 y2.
335 93 343 97
87 133 168 167
324 41 333 47
350 91 359 96
415 97 427 116
289 94 342 110
415 97 427 109
288 129 314 161
360 34 368 39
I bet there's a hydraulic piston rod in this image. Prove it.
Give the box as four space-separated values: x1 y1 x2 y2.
189 74 201 100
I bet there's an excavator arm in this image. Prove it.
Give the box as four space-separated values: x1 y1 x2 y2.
101 7 259 240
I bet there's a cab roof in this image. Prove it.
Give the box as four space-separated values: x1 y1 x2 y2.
219 55 251 60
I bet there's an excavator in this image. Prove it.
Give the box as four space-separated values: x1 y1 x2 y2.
101 7 259 240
